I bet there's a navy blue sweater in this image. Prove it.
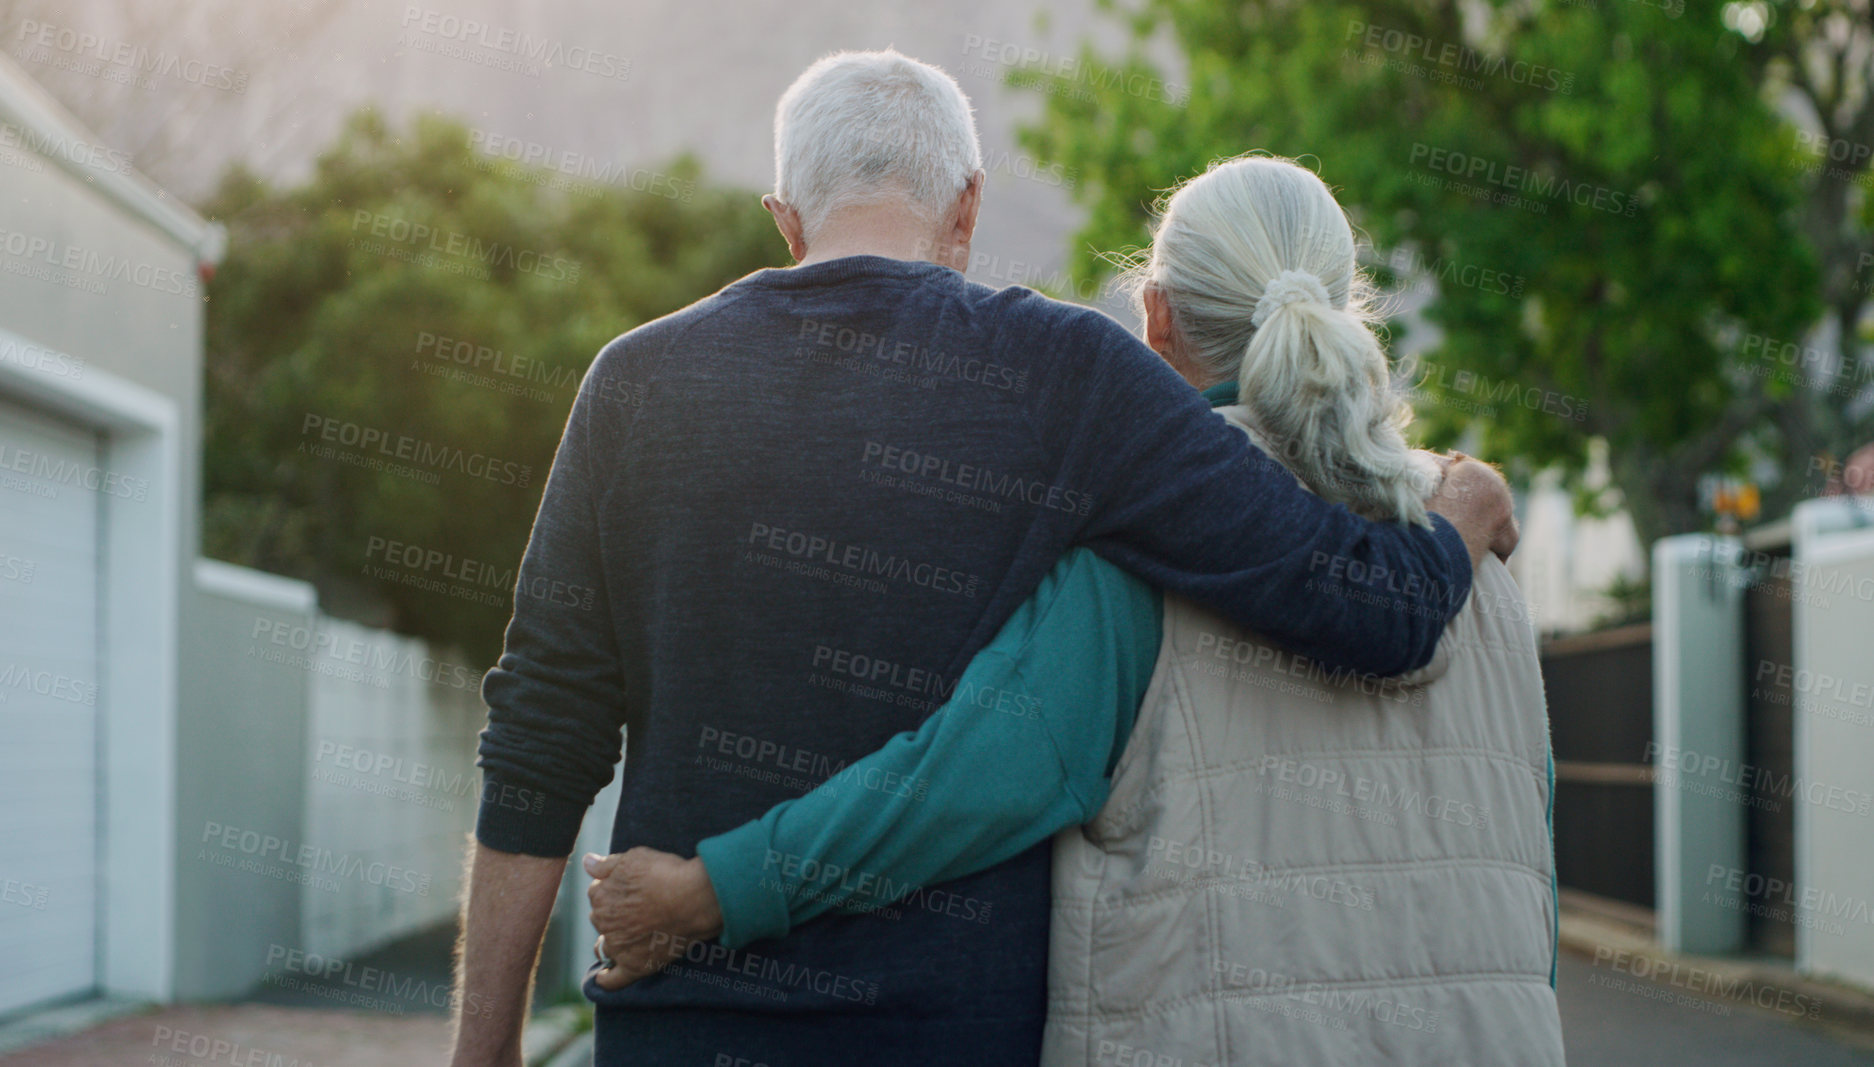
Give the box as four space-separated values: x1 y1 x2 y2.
476 255 1472 1065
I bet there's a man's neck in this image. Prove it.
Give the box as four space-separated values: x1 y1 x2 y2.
795 207 955 268
797 243 927 267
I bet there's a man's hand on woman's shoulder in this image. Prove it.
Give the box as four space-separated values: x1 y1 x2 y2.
1427 453 1519 566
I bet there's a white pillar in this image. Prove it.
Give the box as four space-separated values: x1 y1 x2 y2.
1651 534 1749 954
1791 499 1874 985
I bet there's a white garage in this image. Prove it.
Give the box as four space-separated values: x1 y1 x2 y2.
0 331 184 1016
0 396 103 1014
0 46 212 1015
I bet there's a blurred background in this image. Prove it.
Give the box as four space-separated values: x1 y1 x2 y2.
0 0 1871 1063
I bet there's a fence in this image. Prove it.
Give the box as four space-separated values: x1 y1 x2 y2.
1540 623 1654 909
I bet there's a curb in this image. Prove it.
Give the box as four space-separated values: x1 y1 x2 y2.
1560 906 1874 1041
0 998 150 1058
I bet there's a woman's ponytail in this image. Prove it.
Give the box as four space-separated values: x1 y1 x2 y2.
1127 156 1434 527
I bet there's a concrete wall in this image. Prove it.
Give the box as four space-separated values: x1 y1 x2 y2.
179 562 486 992
1792 499 1874 988
175 561 317 1000
299 619 481 961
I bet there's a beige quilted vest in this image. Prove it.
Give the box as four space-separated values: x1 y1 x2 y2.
1044 409 1563 1067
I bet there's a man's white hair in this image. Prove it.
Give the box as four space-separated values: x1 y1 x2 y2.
1127 155 1436 528
774 49 983 242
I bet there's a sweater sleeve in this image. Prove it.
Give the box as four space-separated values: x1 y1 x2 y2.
694 547 1160 948
474 356 632 857
1033 309 1473 677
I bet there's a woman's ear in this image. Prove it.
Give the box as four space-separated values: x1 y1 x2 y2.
1142 284 1215 390
1142 283 1178 358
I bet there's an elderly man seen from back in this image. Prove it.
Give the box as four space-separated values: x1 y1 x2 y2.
447 49 1513 1067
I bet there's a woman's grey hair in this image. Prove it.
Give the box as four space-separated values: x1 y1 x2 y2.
774 50 984 243
1123 154 1436 527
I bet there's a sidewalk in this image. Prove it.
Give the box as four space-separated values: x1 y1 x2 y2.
13 897 1870 1066
0 1003 585 1067
1558 891 1874 1055
0 923 587 1067
0 1004 453 1067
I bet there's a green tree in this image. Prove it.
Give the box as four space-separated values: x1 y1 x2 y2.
201 109 784 662
1013 0 1841 543
1758 0 1874 501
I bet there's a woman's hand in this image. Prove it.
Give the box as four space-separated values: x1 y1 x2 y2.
583 847 724 990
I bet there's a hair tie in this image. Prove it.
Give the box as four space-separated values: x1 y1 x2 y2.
1251 270 1330 327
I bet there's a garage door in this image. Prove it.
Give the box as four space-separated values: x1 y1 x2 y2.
0 395 101 1015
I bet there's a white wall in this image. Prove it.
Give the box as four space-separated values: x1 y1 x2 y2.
1651 536 1750 954
176 561 316 1000
1792 499 1874 988
180 563 488 983
299 618 483 961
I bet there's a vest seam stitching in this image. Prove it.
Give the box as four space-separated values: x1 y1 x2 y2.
1044 970 1558 1024
1098 747 1545 829
1052 856 1556 913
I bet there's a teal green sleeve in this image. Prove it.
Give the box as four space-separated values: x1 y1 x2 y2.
694 547 1162 948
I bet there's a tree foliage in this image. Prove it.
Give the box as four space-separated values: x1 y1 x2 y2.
1757 0 1874 505
201 109 785 662
1014 0 1846 542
